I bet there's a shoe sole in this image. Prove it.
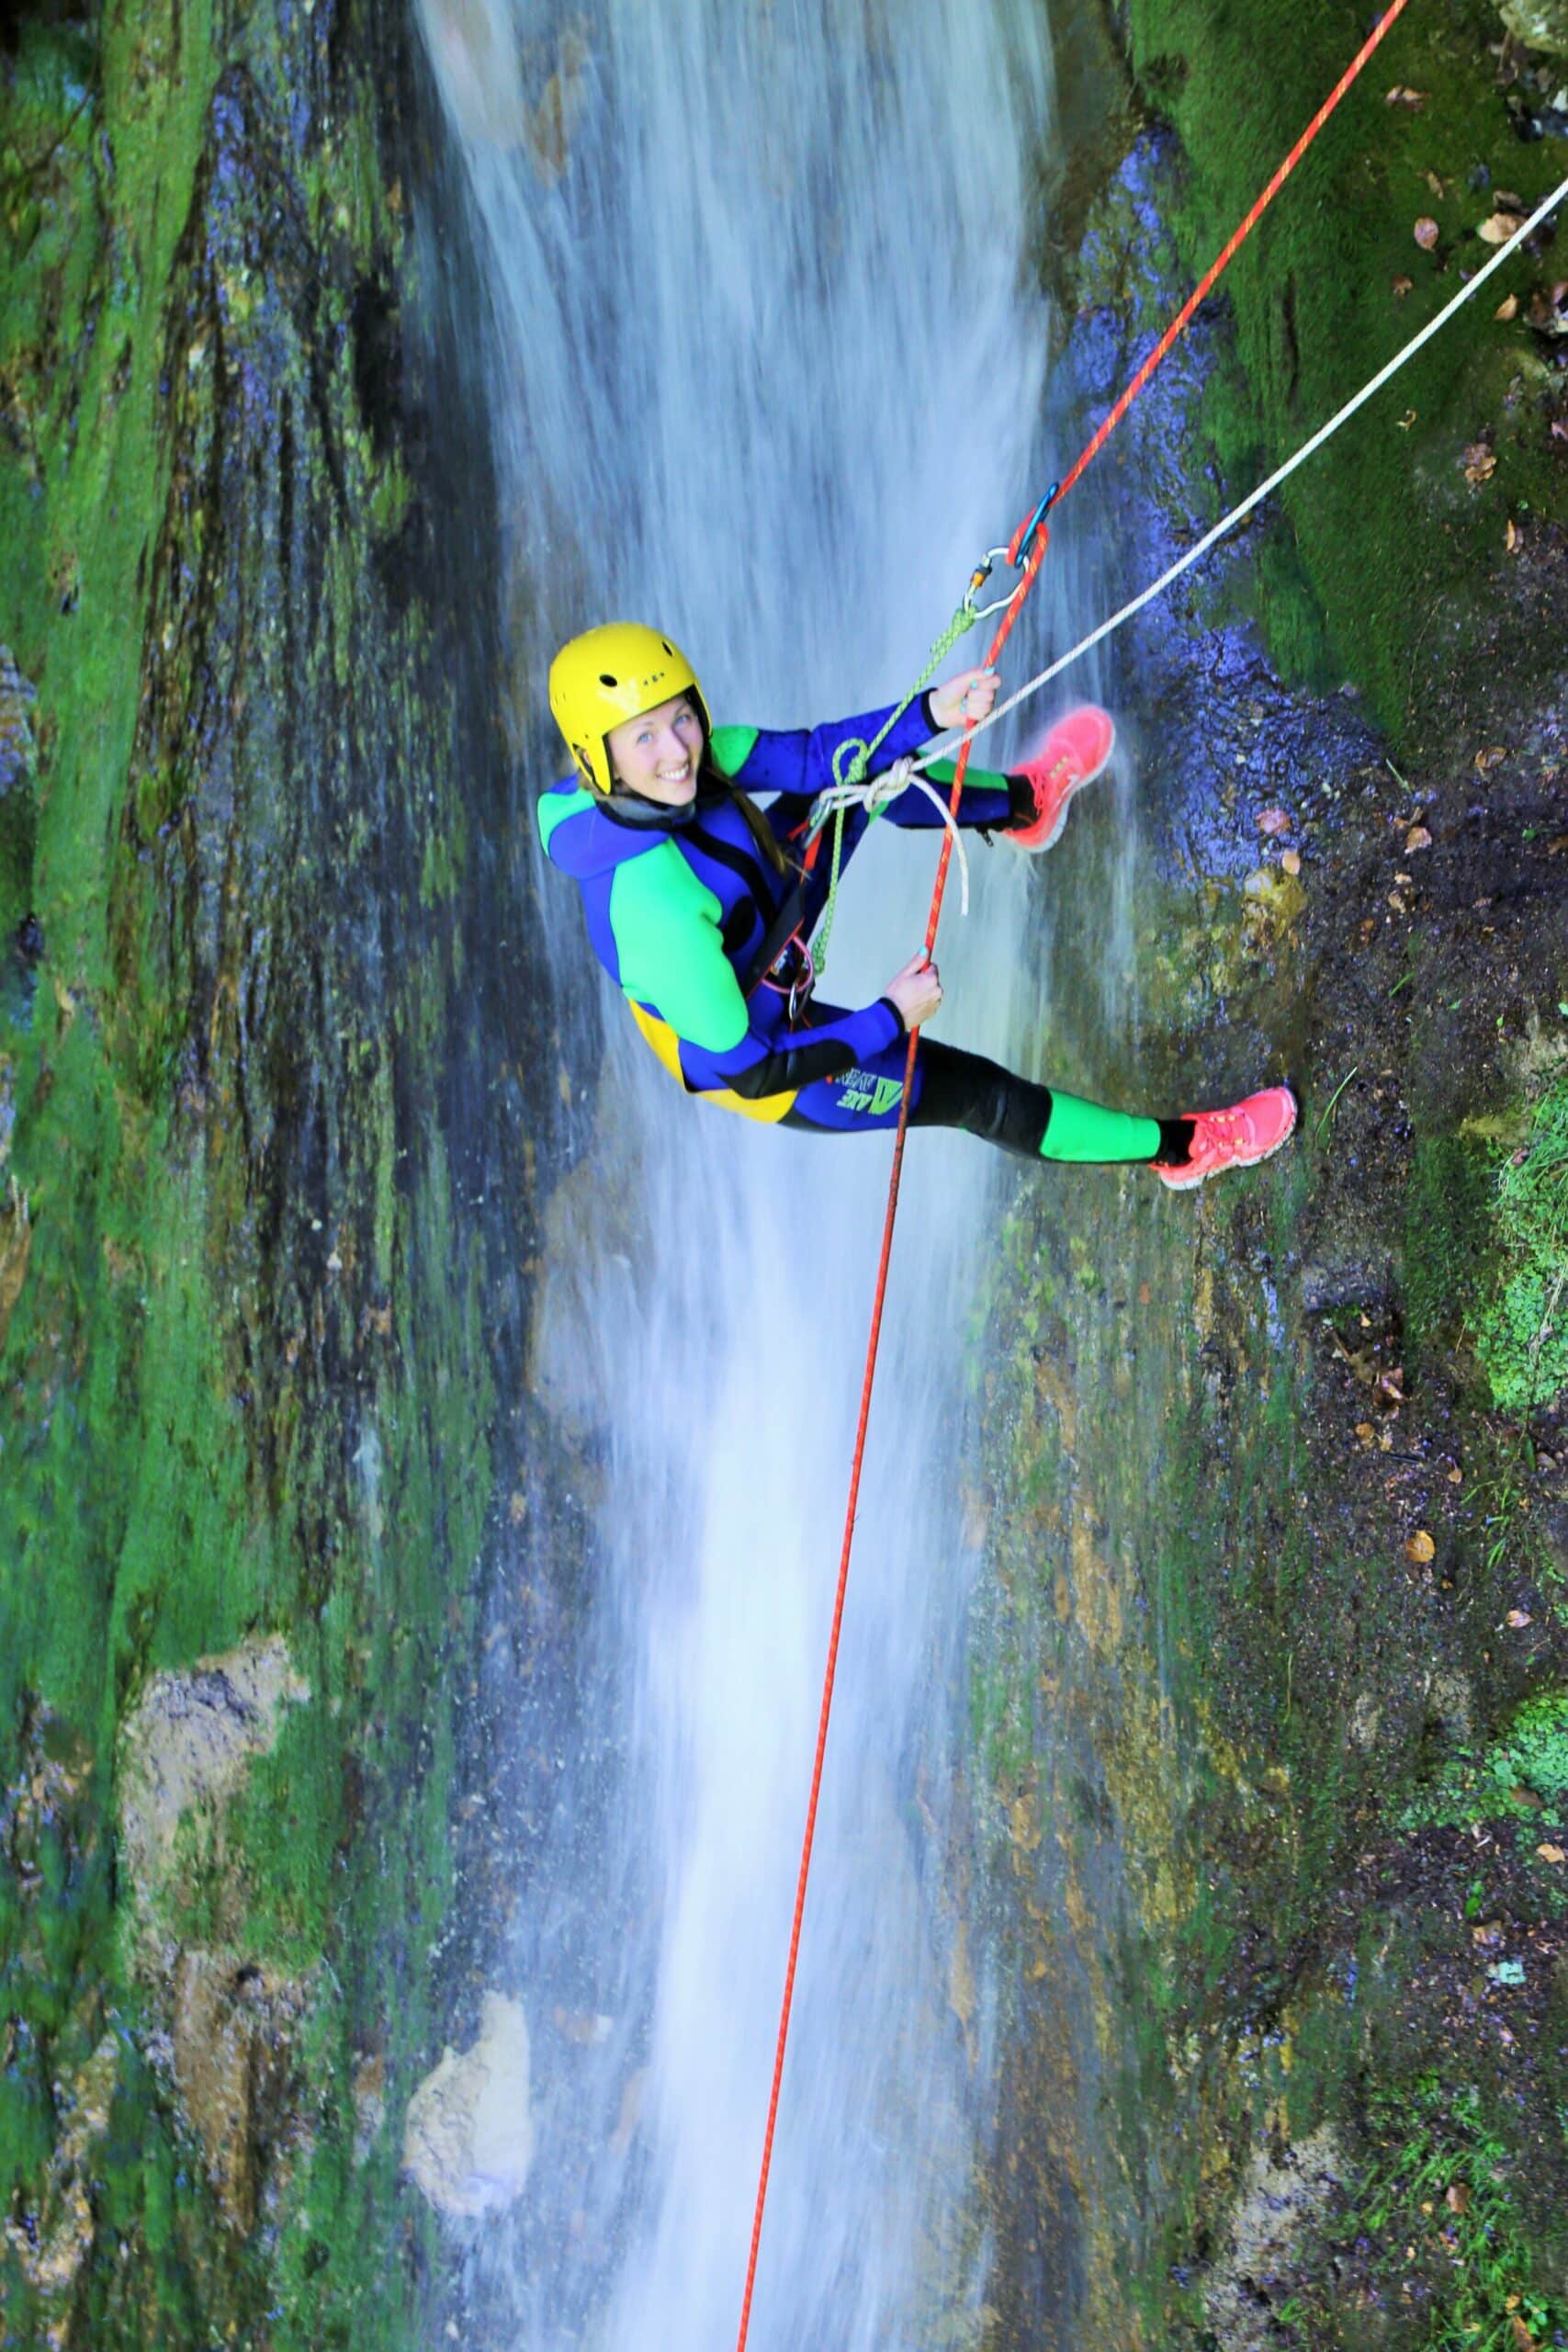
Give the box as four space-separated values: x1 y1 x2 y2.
1157 1099 1298 1192
1007 718 1116 854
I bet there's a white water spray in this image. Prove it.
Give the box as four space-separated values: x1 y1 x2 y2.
415 3 1083 2341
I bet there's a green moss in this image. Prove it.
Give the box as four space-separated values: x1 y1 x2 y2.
0 0 506 2339
1125 0 1568 734
1404 1125 1496 1375
1474 1069 1568 1411
1404 1687 1568 1832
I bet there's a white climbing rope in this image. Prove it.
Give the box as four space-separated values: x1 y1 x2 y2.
834 172 1568 805
807 755 974 914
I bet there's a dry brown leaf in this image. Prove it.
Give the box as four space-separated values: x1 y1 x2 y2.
1538 1843 1566 1865
1404 824 1433 851
1506 1608 1531 1628
1280 848 1302 876
1392 274 1414 299
1511 2317 1536 2351
1355 1421 1376 1444
1495 291 1520 320
1426 170 1447 198
1405 1530 1436 1565
1385 84 1427 107
1506 516 1522 552
1472 1921 1503 1946
1474 744 1508 772
1462 441 1497 484
1477 209 1526 245
1447 1464 1463 1483
1256 806 1292 837
1446 2181 1471 2214
1414 216 1439 250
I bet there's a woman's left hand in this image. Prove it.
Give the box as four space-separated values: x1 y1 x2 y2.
929 666 1000 732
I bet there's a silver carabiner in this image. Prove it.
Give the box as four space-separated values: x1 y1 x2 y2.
964 544 1016 621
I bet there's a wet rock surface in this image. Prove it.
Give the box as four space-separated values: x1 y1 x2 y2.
402 1991 535 2223
969 9 1568 2339
0 0 543 2339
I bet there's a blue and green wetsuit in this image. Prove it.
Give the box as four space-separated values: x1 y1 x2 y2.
539 694 1192 1166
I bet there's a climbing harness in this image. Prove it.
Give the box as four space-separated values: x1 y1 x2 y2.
735 4 1567 2341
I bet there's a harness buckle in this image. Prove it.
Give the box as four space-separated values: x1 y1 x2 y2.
762 931 815 1023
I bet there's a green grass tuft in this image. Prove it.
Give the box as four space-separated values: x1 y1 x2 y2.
1474 1071 1568 1412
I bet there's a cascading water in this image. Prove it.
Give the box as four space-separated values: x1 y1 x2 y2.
412 2 1111 2341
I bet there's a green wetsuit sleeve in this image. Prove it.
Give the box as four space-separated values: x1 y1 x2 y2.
608 843 750 1055
708 724 760 778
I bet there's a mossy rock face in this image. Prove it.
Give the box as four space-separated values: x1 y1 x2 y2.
1125 0 1568 739
0 0 537 2340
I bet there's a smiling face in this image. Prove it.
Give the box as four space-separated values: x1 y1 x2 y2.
604 693 705 806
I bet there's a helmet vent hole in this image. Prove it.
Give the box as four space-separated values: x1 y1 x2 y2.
599 672 617 686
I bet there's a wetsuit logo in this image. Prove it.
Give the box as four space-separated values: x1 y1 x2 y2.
835 1069 904 1117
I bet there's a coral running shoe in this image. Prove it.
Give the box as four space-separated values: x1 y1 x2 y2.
1156 1086 1298 1191
1006 706 1116 852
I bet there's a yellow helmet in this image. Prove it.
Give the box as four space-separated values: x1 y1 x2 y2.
547 623 710 797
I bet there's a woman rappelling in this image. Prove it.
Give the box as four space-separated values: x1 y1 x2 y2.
539 623 1296 1187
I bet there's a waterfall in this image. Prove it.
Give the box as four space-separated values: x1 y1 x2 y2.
414 2 1081 2341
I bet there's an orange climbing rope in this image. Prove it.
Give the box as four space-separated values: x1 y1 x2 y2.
734 6 1414 2343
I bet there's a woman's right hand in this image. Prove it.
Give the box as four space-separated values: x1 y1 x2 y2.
885 951 942 1031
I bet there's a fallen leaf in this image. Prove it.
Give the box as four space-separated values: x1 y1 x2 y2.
1405 824 1433 851
1426 171 1447 198
1396 407 1418 430
1392 274 1414 298
1388 889 1407 912
1445 2181 1471 2214
1385 84 1427 107
1448 1464 1463 1483
1461 440 1497 484
1506 1608 1531 1627
1472 1920 1503 1946
1256 806 1292 836
1474 745 1508 772
1477 210 1526 244
1505 516 1521 552
1414 216 1440 250
1495 290 1520 320
1511 2317 1536 2351
1137 1282 1151 1306
1406 1530 1437 1565
1538 1843 1566 1864
1280 848 1302 876
1355 1421 1376 1443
